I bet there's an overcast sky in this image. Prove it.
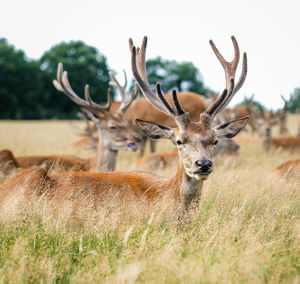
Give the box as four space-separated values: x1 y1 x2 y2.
1 0 299 109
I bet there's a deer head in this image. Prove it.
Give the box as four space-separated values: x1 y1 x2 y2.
53 63 141 152
254 110 278 150
130 36 249 180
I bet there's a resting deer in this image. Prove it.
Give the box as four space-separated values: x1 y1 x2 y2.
0 67 141 175
0 36 248 215
254 109 300 151
271 158 300 181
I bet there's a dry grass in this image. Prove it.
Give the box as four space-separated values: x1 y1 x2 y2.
0 115 299 283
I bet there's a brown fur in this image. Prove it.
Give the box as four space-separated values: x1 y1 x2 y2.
0 149 18 175
0 149 91 175
271 136 300 151
125 92 208 127
271 158 300 180
135 150 178 171
0 165 183 214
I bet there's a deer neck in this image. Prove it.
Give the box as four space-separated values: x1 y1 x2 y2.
90 129 118 172
263 128 272 151
170 158 204 211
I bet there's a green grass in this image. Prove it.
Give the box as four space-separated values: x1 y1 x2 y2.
0 115 299 283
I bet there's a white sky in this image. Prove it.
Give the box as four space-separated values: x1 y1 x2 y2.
1 0 299 109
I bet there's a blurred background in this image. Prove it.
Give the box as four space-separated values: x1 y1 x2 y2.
0 0 299 119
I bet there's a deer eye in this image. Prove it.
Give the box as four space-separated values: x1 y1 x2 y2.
213 140 218 145
176 140 182 146
109 126 117 130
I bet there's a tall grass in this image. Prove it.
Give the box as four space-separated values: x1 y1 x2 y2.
0 116 299 283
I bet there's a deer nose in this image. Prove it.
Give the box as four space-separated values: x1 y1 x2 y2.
195 160 213 172
134 135 143 142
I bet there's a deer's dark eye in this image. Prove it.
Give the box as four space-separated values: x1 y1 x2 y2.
213 140 218 145
110 126 117 130
176 140 182 146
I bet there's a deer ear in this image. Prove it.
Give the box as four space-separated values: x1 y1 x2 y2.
214 116 249 139
135 119 175 141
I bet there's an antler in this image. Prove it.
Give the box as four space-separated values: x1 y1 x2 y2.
129 37 187 122
109 70 139 113
204 36 247 119
53 63 112 115
280 95 290 112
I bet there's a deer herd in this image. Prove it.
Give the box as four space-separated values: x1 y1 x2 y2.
0 36 299 218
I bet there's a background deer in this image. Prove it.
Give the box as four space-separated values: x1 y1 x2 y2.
53 64 142 171
271 158 300 180
253 109 300 151
276 95 291 135
0 66 141 175
0 36 248 215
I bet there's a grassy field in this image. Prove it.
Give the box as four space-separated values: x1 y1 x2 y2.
0 115 299 283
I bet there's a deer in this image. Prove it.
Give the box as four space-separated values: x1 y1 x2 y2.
271 158 300 181
276 95 290 135
253 109 300 151
0 36 248 216
0 66 142 175
73 91 209 156
135 135 240 172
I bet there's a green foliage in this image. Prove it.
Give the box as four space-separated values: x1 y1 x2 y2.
0 39 43 119
288 88 300 113
0 38 111 119
139 56 206 95
39 41 111 119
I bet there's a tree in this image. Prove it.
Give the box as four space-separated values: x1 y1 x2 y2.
288 88 300 113
39 41 111 118
0 38 43 119
135 56 206 95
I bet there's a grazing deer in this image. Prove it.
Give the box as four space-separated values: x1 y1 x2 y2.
0 36 248 215
271 158 300 181
0 67 141 175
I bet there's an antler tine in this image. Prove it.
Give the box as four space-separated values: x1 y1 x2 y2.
216 52 247 115
84 85 111 112
281 94 287 104
117 83 139 113
156 83 176 114
130 37 177 116
172 89 185 115
280 94 290 112
109 70 127 99
204 37 247 118
209 36 240 83
130 37 188 120
53 63 110 115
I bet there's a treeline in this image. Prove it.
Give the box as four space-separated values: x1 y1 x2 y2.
0 38 206 119
1 38 299 119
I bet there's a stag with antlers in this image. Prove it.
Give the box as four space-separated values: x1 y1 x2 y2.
0 36 248 216
0 67 141 175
